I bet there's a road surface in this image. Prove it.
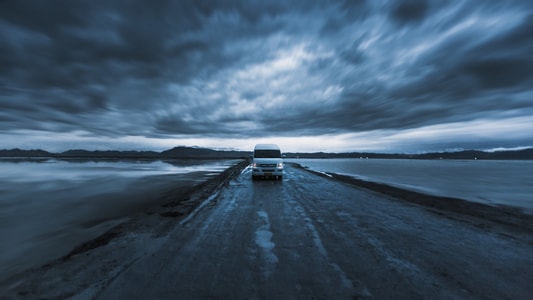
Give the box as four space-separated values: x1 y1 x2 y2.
4 163 533 299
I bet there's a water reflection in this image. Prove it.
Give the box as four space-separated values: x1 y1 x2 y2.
287 158 533 213
0 158 240 281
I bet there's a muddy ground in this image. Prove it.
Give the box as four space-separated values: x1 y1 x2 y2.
2 161 532 299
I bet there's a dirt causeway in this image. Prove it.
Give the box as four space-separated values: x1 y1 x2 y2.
2 161 532 299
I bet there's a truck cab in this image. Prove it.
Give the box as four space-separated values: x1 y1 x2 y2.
252 144 284 180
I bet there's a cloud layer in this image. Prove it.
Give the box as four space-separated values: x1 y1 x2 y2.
1 0 532 151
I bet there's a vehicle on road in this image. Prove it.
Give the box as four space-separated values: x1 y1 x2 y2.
252 144 283 180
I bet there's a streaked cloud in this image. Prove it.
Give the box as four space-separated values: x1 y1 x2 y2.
1 0 532 152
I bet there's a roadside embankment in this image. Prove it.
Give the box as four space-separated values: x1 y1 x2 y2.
64 159 250 259
0 160 249 297
291 163 533 234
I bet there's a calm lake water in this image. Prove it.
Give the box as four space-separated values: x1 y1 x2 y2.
287 158 533 214
0 158 240 281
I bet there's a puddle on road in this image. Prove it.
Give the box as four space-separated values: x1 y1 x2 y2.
255 210 279 277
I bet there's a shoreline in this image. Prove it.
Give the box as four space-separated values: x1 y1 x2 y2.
64 159 250 260
291 163 533 234
0 160 249 284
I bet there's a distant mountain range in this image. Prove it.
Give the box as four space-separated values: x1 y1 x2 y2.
0 147 249 159
284 148 533 160
1 146 532 160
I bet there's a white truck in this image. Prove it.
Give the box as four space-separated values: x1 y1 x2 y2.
251 144 284 180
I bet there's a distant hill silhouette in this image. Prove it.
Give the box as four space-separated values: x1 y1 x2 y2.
1 147 532 160
0 149 51 157
0 147 250 159
284 148 533 160
60 149 160 158
160 146 248 158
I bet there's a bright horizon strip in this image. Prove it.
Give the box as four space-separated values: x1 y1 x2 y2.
1 116 532 153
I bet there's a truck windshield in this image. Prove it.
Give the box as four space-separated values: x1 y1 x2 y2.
254 150 281 158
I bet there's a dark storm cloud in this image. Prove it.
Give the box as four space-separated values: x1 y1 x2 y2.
389 0 428 24
0 0 250 134
1 0 532 149
295 0 533 133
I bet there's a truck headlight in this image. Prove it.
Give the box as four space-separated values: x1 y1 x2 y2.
277 162 283 168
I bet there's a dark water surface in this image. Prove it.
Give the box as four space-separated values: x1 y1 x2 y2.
0 158 239 281
287 158 533 213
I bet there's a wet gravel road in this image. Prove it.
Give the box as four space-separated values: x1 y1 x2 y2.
4 163 533 299
98 164 533 299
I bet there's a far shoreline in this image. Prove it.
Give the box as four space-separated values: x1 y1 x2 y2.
292 162 533 234
1 145 532 160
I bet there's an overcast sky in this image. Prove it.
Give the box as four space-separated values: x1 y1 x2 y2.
1 0 532 153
